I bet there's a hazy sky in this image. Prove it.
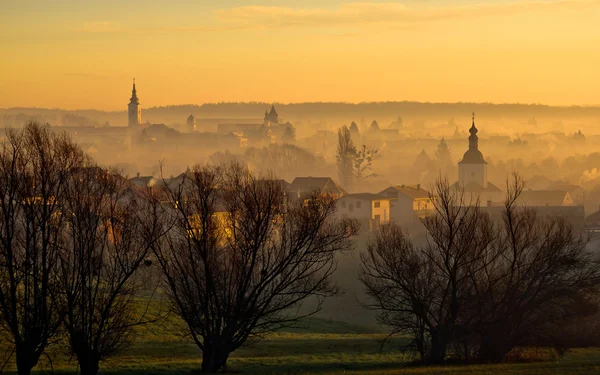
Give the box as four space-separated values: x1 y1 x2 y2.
1 0 599 110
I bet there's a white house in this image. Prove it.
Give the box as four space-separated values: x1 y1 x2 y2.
379 185 434 225
337 193 391 231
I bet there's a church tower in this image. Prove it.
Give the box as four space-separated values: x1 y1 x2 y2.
128 78 142 127
264 105 279 126
458 113 488 188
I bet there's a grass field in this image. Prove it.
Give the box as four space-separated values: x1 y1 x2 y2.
4 316 599 375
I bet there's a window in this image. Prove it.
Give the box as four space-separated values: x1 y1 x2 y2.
374 201 381 208
356 201 362 209
341 201 346 209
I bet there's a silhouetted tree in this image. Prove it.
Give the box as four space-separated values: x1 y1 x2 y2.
435 138 453 172
336 126 355 190
153 163 358 373
369 120 380 132
390 116 403 129
0 122 85 375
360 175 600 364
58 166 166 375
354 145 379 183
282 126 296 144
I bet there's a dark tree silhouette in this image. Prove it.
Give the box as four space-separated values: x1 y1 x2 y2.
281 126 296 143
435 138 452 166
336 126 355 190
0 122 85 375
360 176 600 364
153 163 358 373
58 165 166 375
353 145 379 183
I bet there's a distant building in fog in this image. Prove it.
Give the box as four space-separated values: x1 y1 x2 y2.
264 105 279 126
186 114 196 132
217 105 294 146
128 78 142 127
453 113 502 203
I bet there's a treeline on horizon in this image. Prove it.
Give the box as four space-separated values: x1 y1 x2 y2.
3 101 600 123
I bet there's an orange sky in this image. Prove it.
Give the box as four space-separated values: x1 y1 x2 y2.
1 0 599 110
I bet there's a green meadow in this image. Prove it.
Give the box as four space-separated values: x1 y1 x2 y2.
2 316 599 375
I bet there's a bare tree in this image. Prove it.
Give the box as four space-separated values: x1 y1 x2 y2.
360 175 600 364
361 178 493 364
58 165 166 375
467 176 600 361
0 122 85 375
353 145 379 183
153 163 358 373
336 126 355 191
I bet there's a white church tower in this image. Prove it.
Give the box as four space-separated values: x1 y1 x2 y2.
128 78 142 127
458 113 488 188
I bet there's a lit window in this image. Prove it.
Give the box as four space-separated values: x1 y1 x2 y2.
374 201 381 208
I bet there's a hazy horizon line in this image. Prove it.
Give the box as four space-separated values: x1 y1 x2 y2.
3 100 600 113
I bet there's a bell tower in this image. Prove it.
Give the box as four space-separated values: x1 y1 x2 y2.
128 78 142 127
458 113 488 188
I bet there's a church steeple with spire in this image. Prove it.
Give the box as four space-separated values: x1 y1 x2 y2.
128 78 142 127
264 104 279 126
458 112 488 188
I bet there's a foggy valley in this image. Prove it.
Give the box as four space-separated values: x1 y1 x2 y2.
3 0 600 373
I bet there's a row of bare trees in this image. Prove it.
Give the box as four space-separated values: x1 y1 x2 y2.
0 122 358 374
360 177 600 364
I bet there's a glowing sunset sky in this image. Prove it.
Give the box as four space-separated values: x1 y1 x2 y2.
1 0 599 110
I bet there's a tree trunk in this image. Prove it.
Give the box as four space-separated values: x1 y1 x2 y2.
78 358 100 375
428 329 447 365
478 334 511 363
201 343 231 373
74 345 101 375
15 346 36 375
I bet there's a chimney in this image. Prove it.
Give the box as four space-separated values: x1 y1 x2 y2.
417 184 421 190
136 172 140 178
487 200 492 207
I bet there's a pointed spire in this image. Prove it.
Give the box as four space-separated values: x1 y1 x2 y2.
469 112 479 150
130 78 139 104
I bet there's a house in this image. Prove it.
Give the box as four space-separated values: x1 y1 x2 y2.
337 193 391 231
129 174 161 188
516 190 574 207
585 206 600 232
379 185 434 224
482 205 585 230
288 177 346 199
546 181 585 205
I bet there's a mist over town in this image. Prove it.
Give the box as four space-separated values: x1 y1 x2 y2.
2 0 600 374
